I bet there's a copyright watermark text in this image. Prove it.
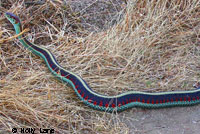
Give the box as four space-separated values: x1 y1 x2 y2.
12 128 54 134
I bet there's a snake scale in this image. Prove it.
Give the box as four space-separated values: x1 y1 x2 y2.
5 12 200 112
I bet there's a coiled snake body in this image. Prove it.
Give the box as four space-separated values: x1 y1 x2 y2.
5 12 200 112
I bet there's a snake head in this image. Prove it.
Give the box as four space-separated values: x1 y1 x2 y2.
5 12 21 25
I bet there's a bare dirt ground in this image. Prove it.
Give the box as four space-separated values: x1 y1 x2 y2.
120 106 200 134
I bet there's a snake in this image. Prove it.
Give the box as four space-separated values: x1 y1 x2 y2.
5 12 200 112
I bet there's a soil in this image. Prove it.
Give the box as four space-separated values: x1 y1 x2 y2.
120 106 200 134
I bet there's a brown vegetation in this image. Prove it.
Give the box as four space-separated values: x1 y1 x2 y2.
0 0 199 133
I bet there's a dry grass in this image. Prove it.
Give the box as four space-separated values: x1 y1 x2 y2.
0 0 200 133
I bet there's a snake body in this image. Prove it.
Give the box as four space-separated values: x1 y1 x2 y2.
5 12 200 112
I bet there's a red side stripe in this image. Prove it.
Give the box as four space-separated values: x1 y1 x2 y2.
126 99 128 104
99 101 103 107
167 99 170 102
112 103 115 108
105 103 109 107
163 99 165 103
85 96 88 100
156 100 159 104
188 97 191 102
81 93 84 97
